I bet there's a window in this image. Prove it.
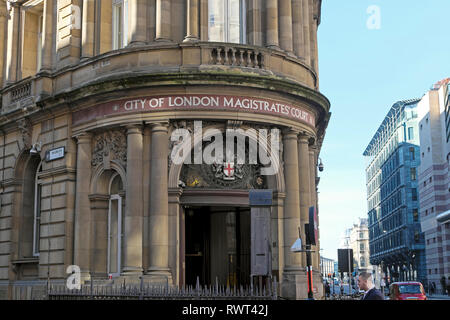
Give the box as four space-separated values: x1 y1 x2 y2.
209 0 246 44
33 163 43 256
360 257 366 268
112 0 129 49
22 3 44 77
108 173 124 277
410 168 416 181
408 127 414 140
409 147 415 160
413 209 419 222
412 188 417 201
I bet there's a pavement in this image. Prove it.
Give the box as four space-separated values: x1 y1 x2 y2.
427 294 450 300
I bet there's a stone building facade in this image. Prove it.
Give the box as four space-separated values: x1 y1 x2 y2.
417 79 450 291
0 0 330 300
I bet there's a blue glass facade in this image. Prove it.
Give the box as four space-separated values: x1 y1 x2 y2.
364 100 427 285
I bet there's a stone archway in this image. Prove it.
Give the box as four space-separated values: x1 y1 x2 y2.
89 161 126 277
166 122 286 287
10 149 42 279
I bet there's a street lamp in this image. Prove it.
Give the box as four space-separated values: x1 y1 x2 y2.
318 158 324 172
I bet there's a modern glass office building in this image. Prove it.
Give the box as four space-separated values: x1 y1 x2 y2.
364 99 427 286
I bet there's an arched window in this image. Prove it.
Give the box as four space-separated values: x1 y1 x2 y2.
33 162 43 257
208 0 246 44
18 155 42 259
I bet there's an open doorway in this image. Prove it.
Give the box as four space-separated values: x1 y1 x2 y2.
184 207 251 287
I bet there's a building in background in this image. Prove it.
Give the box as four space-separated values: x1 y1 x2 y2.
349 218 372 274
320 256 335 279
339 218 373 275
364 99 427 286
417 78 450 293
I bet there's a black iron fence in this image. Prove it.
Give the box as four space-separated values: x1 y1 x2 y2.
47 277 278 300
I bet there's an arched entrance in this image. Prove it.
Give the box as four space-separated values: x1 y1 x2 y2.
168 123 284 287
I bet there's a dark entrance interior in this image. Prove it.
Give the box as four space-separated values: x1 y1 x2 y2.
185 207 251 287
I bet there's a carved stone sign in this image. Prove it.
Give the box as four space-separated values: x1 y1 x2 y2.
73 94 315 127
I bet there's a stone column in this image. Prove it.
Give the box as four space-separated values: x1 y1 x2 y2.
247 0 262 46
298 133 311 266
292 0 304 58
0 2 7 86
129 0 148 46
142 127 151 272
199 0 208 41
283 129 301 270
155 0 171 42
265 0 279 48
302 0 311 65
184 0 199 42
282 128 304 299
39 0 54 71
122 125 144 275
81 0 95 59
147 122 172 282
309 0 318 74
5 2 20 84
279 0 293 53
73 132 93 282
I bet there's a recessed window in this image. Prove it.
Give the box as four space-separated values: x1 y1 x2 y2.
409 147 415 160
413 209 419 222
410 168 416 181
408 127 414 140
209 0 246 44
412 188 417 201
112 0 129 49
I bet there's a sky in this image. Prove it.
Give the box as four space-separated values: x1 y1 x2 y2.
317 0 450 260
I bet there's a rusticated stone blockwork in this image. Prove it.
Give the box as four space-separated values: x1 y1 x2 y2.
0 0 329 300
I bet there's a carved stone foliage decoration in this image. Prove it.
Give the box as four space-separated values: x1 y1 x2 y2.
92 130 127 168
17 118 32 149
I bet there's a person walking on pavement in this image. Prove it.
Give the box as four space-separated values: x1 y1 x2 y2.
440 277 446 295
325 281 331 299
447 277 450 296
358 272 384 300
